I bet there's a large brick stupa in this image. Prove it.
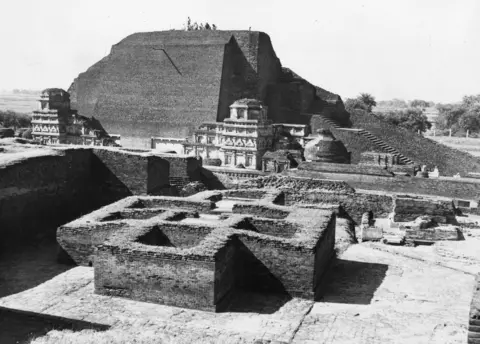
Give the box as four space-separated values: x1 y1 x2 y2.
68 30 349 148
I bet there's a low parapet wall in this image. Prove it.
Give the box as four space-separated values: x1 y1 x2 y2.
289 168 480 201
299 161 394 177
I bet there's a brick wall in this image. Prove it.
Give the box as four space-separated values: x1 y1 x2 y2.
234 174 392 223
0 146 202 245
95 247 217 311
69 30 343 149
0 149 97 243
299 161 394 177
394 197 455 223
290 169 480 201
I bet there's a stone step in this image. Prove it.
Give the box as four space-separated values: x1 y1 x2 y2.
358 129 415 164
469 331 480 339
468 338 480 344
470 325 480 332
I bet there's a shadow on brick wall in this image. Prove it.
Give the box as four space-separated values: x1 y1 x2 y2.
199 167 227 190
320 259 388 305
226 241 292 314
90 153 133 205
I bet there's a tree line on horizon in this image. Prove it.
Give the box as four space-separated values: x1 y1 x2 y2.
0 110 30 129
347 93 480 136
345 93 433 134
435 95 480 136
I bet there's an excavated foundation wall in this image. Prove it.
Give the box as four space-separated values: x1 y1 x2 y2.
0 149 96 243
290 169 480 201
233 175 393 223
95 247 218 311
283 191 394 224
393 197 456 223
0 146 202 246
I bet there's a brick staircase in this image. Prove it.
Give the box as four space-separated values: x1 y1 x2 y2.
308 113 416 165
357 129 415 165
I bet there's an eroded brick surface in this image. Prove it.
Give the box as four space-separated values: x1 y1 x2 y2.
57 189 336 311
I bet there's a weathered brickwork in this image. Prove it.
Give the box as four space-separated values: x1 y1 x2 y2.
235 175 393 224
0 148 98 242
404 226 460 243
58 189 336 311
0 145 203 244
68 30 346 148
393 197 456 223
289 168 480 201
299 161 394 177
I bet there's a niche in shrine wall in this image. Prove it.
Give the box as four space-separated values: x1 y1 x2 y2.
246 139 255 147
235 138 245 147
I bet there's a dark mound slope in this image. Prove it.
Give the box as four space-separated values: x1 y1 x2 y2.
68 30 347 148
350 111 480 176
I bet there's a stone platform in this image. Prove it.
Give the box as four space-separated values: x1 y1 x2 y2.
1 242 478 344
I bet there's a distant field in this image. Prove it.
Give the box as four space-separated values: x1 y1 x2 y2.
0 92 38 113
429 136 480 157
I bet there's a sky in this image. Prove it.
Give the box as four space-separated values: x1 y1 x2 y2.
0 0 479 103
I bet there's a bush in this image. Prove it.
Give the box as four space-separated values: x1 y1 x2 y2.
0 110 31 128
22 128 33 139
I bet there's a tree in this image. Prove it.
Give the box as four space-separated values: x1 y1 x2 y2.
377 108 432 133
344 98 368 113
0 110 31 129
435 95 480 134
435 104 465 130
458 105 480 132
410 99 430 109
462 94 480 108
359 93 377 112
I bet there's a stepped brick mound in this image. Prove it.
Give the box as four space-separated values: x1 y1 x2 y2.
349 111 480 176
307 111 480 176
57 189 336 312
68 30 349 148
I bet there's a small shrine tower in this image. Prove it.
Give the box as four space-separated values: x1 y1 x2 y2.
183 99 274 170
31 88 118 146
31 89 71 144
219 99 274 169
